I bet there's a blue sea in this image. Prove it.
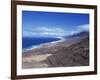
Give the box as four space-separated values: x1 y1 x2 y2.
22 37 61 52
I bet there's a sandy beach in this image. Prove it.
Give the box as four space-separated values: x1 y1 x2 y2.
22 36 89 69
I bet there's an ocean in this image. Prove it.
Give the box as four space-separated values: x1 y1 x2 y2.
22 37 61 52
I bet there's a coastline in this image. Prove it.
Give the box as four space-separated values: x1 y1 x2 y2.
22 36 89 69
22 38 65 53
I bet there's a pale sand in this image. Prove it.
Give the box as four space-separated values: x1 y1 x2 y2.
22 54 52 68
23 54 52 62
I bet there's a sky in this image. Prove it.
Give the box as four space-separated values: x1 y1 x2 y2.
22 11 89 37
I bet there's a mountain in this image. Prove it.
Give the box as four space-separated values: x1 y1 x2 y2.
44 37 89 67
22 31 89 68
43 31 89 67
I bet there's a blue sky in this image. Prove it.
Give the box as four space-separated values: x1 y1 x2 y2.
22 11 89 37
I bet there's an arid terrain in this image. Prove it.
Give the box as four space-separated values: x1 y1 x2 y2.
22 32 89 69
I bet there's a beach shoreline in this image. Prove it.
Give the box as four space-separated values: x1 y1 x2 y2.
22 38 65 53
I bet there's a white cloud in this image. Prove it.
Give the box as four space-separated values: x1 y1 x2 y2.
23 27 66 37
78 24 89 31
32 27 65 33
69 24 89 35
23 24 89 37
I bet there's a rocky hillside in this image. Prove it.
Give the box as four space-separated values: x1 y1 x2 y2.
44 37 89 67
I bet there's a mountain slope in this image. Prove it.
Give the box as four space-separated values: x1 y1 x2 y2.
22 31 89 68
44 37 89 67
